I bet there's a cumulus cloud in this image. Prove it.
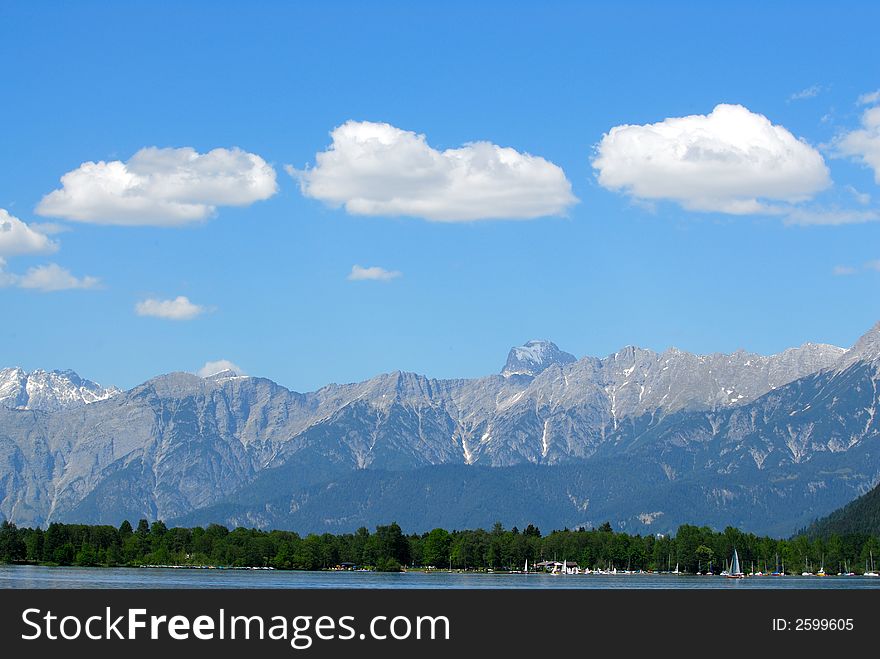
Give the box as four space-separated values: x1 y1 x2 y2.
37 147 278 226
592 104 831 215
347 264 402 282
0 209 58 256
0 261 99 292
135 295 207 320
290 120 577 222
835 105 880 184
197 359 245 378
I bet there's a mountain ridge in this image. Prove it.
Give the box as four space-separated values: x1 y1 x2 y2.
0 324 877 535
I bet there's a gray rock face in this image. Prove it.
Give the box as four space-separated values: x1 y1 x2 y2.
0 367 119 412
502 340 577 376
0 325 873 535
837 321 880 367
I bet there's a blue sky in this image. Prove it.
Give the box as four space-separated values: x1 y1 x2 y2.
1 1 880 391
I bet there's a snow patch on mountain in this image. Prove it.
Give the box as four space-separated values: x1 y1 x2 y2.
0 367 119 411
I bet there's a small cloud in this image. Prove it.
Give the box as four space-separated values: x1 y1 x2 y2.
37 146 277 226
789 85 822 101
347 264 402 282
135 295 207 320
833 265 857 276
15 263 100 292
834 105 880 183
857 90 880 106
292 120 577 222
866 260 880 272
0 208 58 257
197 359 245 377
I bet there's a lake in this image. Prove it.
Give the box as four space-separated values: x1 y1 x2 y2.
3 565 880 588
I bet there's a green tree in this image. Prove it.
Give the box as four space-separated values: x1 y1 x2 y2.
423 528 451 567
75 540 98 566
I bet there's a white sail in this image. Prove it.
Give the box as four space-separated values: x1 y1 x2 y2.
730 549 742 575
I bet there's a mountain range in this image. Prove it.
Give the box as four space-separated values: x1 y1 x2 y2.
1 323 878 536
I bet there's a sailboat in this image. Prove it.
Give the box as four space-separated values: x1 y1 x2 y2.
524 559 528 574
725 549 744 579
816 556 826 577
672 562 680 575
866 551 879 577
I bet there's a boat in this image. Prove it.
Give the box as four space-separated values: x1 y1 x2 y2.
866 551 879 577
725 549 745 579
672 562 680 575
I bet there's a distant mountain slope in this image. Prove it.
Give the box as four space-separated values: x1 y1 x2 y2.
0 367 119 411
0 324 875 536
803 481 880 538
170 358 880 536
170 452 862 537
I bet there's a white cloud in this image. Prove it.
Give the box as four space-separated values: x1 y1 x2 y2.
592 104 831 215
135 295 207 320
197 359 245 378
833 265 857 276
347 264 402 282
0 209 58 256
784 207 880 226
37 147 278 226
789 85 822 101
857 90 880 106
866 260 880 272
835 105 880 184
290 120 577 222
0 262 100 292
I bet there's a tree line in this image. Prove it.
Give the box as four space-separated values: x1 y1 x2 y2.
1 519 879 574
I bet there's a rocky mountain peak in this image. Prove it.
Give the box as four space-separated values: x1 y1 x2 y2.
205 368 245 380
839 321 880 367
0 367 119 411
501 340 577 377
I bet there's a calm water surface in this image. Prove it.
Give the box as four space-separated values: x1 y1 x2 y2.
3 565 880 589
